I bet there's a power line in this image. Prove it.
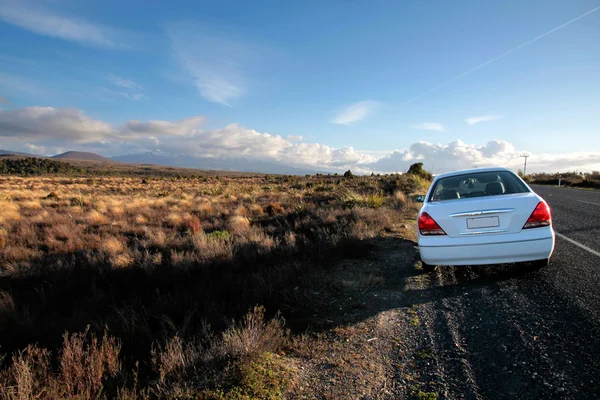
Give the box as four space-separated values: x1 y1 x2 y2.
403 5 600 105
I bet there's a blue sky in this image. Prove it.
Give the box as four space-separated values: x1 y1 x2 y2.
0 0 599 173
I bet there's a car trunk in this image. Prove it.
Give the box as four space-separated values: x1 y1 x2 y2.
425 193 540 238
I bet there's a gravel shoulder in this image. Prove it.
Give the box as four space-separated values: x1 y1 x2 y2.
283 223 600 399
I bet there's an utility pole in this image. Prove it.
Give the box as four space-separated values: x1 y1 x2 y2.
520 154 529 176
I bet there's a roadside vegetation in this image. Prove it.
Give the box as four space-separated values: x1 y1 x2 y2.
524 170 600 189
0 156 254 179
0 165 429 398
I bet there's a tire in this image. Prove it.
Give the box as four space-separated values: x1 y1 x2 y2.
421 260 436 272
529 258 549 269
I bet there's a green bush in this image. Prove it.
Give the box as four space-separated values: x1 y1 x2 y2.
406 162 432 181
208 230 231 240
0 158 88 176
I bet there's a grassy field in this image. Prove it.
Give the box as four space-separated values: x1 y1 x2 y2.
0 170 428 399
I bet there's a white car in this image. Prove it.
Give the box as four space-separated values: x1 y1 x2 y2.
417 167 555 270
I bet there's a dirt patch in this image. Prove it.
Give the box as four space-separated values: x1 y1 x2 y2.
280 225 440 399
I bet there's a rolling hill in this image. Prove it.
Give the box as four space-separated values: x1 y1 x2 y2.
0 148 323 174
52 151 114 163
0 149 42 157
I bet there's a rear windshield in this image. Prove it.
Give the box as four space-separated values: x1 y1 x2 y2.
429 170 529 202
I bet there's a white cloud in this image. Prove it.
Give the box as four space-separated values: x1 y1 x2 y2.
413 122 445 132
331 100 379 125
465 115 503 125
368 139 600 174
24 143 48 155
108 75 141 90
286 135 303 142
103 88 147 101
1 106 598 174
0 1 131 48
0 106 113 143
122 116 206 137
0 106 377 171
167 23 255 106
105 75 145 100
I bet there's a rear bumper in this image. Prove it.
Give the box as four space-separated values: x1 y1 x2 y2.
419 232 555 266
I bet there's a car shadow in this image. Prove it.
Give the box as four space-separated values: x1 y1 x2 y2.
284 237 600 398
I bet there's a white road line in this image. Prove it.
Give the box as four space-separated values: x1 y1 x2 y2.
577 200 600 206
555 232 600 258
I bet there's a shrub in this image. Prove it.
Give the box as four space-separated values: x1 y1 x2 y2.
227 215 251 234
391 190 407 210
365 192 385 209
70 196 88 207
265 202 285 216
208 230 231 241
380 173 430 195
2 328 122 399
8 345 52 400
0 158 88 176
151 336 201 385
183 215 202 234
221 306 288 359
406 162 432 180
59 327 121 398
228 352 297 399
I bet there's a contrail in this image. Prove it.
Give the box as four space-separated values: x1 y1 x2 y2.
403 6 600 105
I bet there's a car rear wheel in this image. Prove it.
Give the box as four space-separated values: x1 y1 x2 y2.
529 258 549 269
421 260 436 272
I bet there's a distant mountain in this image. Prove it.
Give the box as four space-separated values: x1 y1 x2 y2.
111 152 325 175
0 149 42 157
1 148 329 175
52 151 114 163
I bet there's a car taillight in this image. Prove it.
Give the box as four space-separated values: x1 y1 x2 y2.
523 201 551 229
418 212 446 235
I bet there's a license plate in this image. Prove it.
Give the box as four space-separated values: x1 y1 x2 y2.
467 216 499 229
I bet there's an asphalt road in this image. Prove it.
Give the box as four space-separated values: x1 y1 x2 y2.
531 184 600 321
415 184 600 399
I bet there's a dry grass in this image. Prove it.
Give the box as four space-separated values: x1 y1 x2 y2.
2 328 121 399
391 190 407 210
0 200 21 224
0 290 16 325
221 306 289 359
0 172 427 398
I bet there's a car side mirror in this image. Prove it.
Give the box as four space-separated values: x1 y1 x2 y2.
415 195 425 203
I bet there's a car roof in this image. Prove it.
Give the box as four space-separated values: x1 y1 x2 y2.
434 167 513 180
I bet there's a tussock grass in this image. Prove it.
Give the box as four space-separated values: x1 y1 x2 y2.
0 172 428 398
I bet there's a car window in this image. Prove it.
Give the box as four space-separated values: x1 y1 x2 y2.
429 171 529 202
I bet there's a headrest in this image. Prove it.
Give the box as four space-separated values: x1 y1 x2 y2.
486 181 505 195
444 177 461 188
440 189 460 200
477 173 498 183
